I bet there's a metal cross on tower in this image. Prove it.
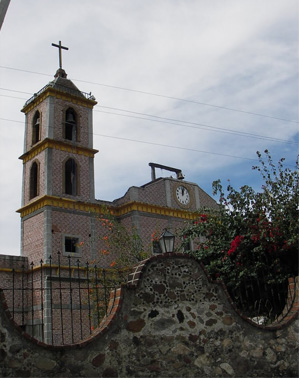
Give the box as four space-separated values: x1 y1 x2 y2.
51 41 69 69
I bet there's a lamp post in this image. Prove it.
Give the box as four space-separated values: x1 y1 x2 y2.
159 229 175 253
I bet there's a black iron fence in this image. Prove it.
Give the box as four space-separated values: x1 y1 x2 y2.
1 253 128 345
226 275 297 325
0 253 297 345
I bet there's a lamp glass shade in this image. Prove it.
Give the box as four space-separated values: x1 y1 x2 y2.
159 229 175 253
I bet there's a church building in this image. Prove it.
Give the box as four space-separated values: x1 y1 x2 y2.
16 45 217 268
0 43 218 344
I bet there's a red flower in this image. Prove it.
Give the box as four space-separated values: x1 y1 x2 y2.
199 214 208 223
251 235 260 243
227 235 244 256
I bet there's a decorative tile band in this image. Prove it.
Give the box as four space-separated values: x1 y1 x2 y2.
19 139 98 163
17 195 198 221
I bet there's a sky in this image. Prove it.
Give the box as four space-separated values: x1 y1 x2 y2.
0 0 298 256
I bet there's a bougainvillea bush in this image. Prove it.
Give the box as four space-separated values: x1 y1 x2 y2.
180 151 298 318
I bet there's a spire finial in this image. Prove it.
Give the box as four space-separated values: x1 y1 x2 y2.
51 40 69 69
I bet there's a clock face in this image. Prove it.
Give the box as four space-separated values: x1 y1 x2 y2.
176 185 190 205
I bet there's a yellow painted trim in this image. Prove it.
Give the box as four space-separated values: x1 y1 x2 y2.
0 268 16 273
19 138 99 163
22 87 97 114
17 195 197 221
0 265 131 275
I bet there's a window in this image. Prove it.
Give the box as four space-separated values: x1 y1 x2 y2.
32 111 40 145
29 161 39 199
63 235 83 257
65 158 78 195
183 240 192 252
65 108 77 141
152 240 162 254
65 236 79 253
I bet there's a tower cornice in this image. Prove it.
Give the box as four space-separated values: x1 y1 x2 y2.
19 138 99 163
21 86 97 114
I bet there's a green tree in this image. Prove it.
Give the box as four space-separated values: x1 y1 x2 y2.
87 207 152 328
98 206 150 268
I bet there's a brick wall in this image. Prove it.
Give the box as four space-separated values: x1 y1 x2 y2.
138 180 168 207
51 98 90 147
22 213 44 263
51 209 95 264
51 150 93 201
114 178 218 212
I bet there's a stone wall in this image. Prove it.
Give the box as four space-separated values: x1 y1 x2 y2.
0 254 298 377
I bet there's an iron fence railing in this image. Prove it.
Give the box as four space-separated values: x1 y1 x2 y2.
1 253 128 345
24 82 95 107
1 253 297 345
226 275 297 325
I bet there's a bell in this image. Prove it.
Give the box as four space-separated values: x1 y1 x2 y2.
177 171 185 180
35 117 40 126
66 112 75 123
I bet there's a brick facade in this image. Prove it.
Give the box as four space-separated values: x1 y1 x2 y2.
22 212 45 262
0 68 218 343
16 69 218 267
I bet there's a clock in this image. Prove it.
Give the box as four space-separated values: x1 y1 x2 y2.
175 185 190 206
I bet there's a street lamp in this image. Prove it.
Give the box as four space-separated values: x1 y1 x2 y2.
159 229 175 253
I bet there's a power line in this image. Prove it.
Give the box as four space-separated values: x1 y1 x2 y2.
0 118 23 123
0 88 32 95
77 79 299 124
0 104 296 146
97 107 296 145
0 117 265 162
88 133 259 162
0 94 27 101
0 90 297 145
1 65 298 124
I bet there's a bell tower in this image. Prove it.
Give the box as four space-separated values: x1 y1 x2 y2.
18 42 98 264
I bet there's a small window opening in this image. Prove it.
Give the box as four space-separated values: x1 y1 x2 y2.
30 162 39 199
152 240 162 254
65 108 77 141
183 238 192 252
65 237 79 253
32 111 40 145
65 158 77 195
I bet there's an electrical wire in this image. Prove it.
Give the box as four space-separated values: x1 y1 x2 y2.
0 65 298 124
89 132 258 161
0 90 297 145
0 116 279 162
96 107 296 145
